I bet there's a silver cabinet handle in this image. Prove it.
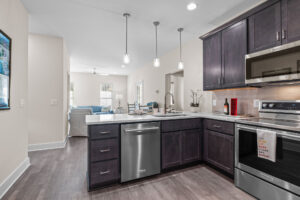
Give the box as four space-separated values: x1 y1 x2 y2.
213 125 221 128
99 148 111 153
282 30 286 39
100 170 110 175
99 131 110 134
125 127 159 133
276 31 281 41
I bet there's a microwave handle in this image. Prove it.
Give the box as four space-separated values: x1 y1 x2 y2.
236 124 300 141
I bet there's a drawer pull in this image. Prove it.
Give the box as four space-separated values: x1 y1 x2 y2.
100 170 110 175
99 131 110 134
99 149 111 153
213 125 221 128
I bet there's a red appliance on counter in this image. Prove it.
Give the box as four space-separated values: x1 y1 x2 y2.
231 98 237 116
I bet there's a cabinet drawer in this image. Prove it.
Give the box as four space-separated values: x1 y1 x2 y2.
90 139 119 162
162 118 202 132
90 159 119 186
204 119 234 135
90 124 119 139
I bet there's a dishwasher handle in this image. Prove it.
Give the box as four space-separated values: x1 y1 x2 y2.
124 127 160 134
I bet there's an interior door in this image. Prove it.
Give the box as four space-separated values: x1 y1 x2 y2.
222 20 247 88
248 2 282 53
281 0 300 44
203 32 222 90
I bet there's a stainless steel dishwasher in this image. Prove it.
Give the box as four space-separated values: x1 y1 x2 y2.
121 122 160 182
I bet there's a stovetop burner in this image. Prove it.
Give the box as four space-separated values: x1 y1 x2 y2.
237 100 300 132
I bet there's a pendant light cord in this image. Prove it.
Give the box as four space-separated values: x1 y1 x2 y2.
155 24 158 58
123 13 130 55
178 28 183 62
153 21 159 58
125 15 128 54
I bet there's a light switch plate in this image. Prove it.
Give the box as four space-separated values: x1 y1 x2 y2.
212 99 217 106
253 99 260 108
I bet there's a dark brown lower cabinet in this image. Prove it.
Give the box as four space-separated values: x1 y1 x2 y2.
162 129 202 170
88 124 120 190
182 129 200 164
204 129 234 175
162 131 182 169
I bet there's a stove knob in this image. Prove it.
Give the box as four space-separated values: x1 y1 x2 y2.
269 103 275 108
262 103 268 108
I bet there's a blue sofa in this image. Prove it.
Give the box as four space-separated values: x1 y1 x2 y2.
76 106 114 115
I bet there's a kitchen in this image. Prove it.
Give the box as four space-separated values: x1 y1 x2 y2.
1 0 300 200
85 0 300 199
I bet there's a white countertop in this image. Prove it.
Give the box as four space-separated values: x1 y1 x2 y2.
85 112 250 125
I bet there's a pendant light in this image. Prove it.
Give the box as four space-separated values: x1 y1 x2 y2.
153 21 160 67
177 28 184 70
123 13 130 64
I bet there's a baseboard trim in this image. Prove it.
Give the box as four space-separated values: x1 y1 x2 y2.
28 137 68 152
0 157 30 199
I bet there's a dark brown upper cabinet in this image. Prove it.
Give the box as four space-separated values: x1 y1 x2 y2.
222 20 247 88
203 20 247 90
248 2 282 53
203 32 222 90
281 0 300 44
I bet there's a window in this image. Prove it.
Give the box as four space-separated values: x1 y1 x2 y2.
69 82 74 107
136 81 143 105
100 84 112 108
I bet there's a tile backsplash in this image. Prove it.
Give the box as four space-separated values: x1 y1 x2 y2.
212 85 300 116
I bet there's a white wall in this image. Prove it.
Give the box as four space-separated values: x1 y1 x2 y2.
0 0 29 193
70 72 128 110
28 34 69 145
128 38 212 112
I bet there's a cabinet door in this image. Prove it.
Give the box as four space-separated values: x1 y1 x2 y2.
162 131 181 169
248 2 282 53
182 129 201 164
203 32 222 90
204 130 234 175
222 20 247 88
282 0 300 44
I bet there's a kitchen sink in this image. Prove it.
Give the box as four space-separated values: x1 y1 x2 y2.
152 113 187 117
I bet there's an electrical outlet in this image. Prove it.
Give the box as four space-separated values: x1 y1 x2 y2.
212 99 217 106
20 99 25 108
50 99 58 106
253 99 260 108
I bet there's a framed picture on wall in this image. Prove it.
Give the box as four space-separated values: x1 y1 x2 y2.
0 30 11 110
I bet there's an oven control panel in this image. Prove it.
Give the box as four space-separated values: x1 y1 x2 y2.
260 101 300 113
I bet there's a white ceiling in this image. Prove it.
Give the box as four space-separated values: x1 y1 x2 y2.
21 0 264 75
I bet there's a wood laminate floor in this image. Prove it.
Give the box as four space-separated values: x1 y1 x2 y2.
3 137 255 200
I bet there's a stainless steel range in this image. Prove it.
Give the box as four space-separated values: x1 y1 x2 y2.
235 100 300 200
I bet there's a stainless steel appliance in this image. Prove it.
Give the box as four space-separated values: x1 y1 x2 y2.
235 100 300 200
121 122 160 182
245 40 300 86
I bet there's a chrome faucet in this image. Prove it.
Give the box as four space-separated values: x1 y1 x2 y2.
164 92 174 114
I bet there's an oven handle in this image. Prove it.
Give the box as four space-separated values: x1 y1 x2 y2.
236 124 300 141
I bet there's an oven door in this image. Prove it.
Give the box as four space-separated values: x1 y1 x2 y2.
235 124 300 195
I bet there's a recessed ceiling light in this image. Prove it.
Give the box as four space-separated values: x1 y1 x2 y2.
187 2 197 11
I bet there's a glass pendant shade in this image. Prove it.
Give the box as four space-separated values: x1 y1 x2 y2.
123 53 130 64
178 61 184 70
153 58 160 67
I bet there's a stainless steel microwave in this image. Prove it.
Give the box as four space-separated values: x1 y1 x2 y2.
245 40 300 86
